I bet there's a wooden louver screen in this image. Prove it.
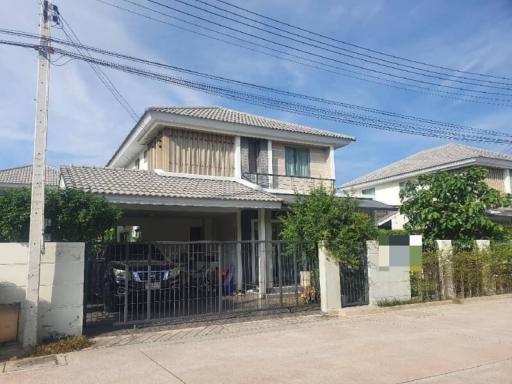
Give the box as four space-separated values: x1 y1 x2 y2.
485 167 505 192
168 128 235 176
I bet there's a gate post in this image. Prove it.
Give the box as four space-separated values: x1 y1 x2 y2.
436 240 454 299
257 209 267 299
366 240 379 305
318 242 342 313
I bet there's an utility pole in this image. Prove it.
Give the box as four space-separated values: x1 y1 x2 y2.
23 0 54 348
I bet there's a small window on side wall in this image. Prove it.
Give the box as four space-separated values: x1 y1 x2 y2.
134 158 140 169
285 147 310 177
362 187 375 196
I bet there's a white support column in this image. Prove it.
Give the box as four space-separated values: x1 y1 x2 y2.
234 136 241 179
267 140 273 188
475 239 490 251
318 243 341 313
236 209 242 291
258 208 267 298
436 240 454 299
504 169 511 194
265 209 273 289
328 146 335 179
476 239 493 295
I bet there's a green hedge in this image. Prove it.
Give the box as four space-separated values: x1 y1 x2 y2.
411 242 512 301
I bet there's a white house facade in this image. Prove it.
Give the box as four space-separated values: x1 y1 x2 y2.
339 143 512 229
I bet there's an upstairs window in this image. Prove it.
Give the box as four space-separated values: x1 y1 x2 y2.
134 158 140 169
285 147 310 177
362 188 375 196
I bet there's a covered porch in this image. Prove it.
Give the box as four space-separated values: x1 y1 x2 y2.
114 203 285 295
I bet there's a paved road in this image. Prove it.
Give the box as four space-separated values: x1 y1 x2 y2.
2 296 512 383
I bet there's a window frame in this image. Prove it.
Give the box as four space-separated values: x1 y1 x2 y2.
285 146 310 177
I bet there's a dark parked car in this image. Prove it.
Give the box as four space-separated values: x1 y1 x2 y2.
102 244 181 312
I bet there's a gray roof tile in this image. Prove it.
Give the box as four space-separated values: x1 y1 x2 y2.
60 166 281 202
0 165 60 187
149 106 353 140
341 143 512 188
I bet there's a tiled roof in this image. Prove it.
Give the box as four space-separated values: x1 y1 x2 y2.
60 166 281 202
149 106 353 140
0 165 60 187
341 143 512 188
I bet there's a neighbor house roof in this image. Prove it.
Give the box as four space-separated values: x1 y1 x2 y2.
341 143 512 189
60 166 281 206
108 106 354 167
0 165 60 187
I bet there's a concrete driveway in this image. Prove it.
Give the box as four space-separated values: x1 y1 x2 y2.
2 295 512 383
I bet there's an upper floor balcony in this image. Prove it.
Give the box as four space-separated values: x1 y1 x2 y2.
242 172 335 193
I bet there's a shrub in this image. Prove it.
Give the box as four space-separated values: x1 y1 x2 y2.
410 242 512 300
0 188 121 242
30 336 94 357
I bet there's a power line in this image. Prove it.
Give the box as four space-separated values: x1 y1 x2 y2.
58 14 138 121
2 28 510 138
166 0 512 89
91 0 512 107
136 0 512 97
5 38 511 144
1 31 510 141
209 0 512 82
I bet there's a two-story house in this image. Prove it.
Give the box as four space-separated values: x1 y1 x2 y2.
339 143 512 229
60 106 352 242
57 107 353 297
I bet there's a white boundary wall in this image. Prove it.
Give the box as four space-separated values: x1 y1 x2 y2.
0 242 85 341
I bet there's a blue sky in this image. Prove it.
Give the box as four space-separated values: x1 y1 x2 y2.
0 0 511 184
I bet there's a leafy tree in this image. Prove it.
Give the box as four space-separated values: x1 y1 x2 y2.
0 188 121 242
400 167 511 248
0 188 32 242
280 187 377 263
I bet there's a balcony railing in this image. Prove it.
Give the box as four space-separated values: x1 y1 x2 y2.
242 172 334 193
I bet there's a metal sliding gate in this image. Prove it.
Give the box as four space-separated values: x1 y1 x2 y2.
84 241 319 331
340 251 369 307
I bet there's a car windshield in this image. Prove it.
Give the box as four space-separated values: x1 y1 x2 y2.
103 244 166 262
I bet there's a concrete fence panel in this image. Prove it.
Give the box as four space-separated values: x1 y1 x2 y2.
0 242 85 342
366 235 421 304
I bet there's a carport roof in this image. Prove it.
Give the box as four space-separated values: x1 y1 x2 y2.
0 165 60 187
60 166 281 204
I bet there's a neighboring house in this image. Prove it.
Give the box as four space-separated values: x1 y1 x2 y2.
0 165 60 192
339 143 512 229
59 106 354 243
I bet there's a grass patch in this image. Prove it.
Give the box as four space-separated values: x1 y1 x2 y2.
376 298 421 307
30 336 94 357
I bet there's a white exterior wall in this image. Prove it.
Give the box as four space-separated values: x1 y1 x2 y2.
373 182 401 206
129 150 148 170
0 243 85 341
505 169 511 194
350 182 401 206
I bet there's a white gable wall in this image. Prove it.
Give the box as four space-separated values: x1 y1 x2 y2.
374 182 402 206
